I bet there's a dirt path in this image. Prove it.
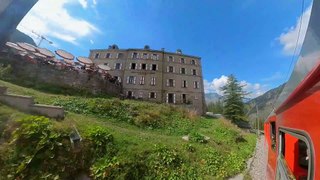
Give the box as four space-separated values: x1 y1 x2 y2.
249 135 267 180
229 135 267 180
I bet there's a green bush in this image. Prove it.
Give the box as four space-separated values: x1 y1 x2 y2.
189 132 208 144
84 126 115 158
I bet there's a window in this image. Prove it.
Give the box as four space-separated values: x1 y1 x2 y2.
104 63 108 66
117 77 122 83
182 94 187 104
192 69 197 76
130 63 137 70
191 59 196 65
181 58 185 64
277 130 312 180
143 53 148 59
106 53 111 58
167 79 175 87
182 80 187 88
151 77 156 86
194 81 199 89
151 64 157 71
270 122 276 150
168 66 174 73
167 93 175 104
168 56 173 62
115 63 121 70
117 53 124 59
152 54 158 60
132 52 138 59
140 76 145 85
127 91 133 98
181 68 186 74
149 92 156 99
127 76 136 84
138 92 143 99
94 53 99 59
141 63 147 70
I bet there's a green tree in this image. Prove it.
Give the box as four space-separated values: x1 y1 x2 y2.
221 75 247 122
207 100 223 114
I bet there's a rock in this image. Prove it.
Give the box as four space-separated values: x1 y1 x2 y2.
182 135 189 141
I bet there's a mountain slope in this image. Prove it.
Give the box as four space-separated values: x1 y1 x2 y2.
9 29 36 46
247 83 285 122
205 92 222 104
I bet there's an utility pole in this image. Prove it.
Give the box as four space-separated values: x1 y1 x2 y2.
31 30 53 47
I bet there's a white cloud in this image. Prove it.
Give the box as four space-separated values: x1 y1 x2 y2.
79 0 88 9
90 39 94 44
278 5 311 55
204 75 268 98
17 0 99 46
93 0 97 6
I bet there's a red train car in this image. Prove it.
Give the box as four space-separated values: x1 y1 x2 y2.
264 0 320 179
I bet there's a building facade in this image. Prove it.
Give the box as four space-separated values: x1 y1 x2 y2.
89 45 206 114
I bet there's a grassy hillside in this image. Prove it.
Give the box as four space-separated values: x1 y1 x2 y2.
0 80 256 179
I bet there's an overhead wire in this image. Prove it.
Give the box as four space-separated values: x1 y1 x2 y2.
271 0 306 110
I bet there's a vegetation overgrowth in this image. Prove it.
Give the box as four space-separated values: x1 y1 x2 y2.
0 80 256 179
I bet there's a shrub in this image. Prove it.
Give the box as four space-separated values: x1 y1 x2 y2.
189 132 208 144
84 126 115 158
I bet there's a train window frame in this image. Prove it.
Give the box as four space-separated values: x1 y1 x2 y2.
276 128 314 180
270 122 276 151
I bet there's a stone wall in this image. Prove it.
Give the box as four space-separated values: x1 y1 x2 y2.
0 86 65 119
0 56 121 96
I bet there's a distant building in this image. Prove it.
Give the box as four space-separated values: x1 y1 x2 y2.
0 0 38 48
90 45 206 114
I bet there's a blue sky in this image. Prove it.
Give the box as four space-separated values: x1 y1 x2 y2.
17 0 312 98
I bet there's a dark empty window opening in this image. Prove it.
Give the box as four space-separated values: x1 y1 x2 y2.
192 69 197 75
131 63 137 70
168 93 174 104
181 68 186 74
94 53 99 59
182 94 187 104
141 64 147 70
127 91 133 98
182 80 187 88
115 63 121 70
152 64 157 71
191 60 196 65
168 56 173 62
150 92 156 99
169 66 174 72
133 52 138 59
106 53 111 58
181 58 185 64
169 79 174 87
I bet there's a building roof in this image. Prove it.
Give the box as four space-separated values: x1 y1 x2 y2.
89 48 201 59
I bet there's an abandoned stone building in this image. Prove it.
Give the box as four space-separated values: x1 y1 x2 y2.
89 45 206 114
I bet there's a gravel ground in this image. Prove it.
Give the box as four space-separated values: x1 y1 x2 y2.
249 135 267 180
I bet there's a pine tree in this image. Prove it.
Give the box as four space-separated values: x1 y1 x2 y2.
221 74 247 122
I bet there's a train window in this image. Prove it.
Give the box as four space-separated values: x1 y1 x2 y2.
277 130 312 180
270 122 276 150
